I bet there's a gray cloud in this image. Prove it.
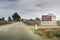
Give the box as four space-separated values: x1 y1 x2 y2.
0 0 60 20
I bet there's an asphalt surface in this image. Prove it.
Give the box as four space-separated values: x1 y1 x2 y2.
0 22 44 40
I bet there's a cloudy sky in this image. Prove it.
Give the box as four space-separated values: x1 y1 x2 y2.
0 0 60 20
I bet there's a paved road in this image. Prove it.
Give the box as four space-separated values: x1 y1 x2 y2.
0 22 44 40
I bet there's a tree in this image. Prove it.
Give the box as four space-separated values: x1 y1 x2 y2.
35 17 40 21
12 12 21 21
2 17 5 21
8 16 12 21
0 18 2 21
21 18 24 21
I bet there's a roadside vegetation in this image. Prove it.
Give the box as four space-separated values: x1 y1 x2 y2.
23 17 41 26
35 28 60 40
57 21 60 26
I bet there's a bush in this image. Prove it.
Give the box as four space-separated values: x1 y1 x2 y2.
55 33 60 38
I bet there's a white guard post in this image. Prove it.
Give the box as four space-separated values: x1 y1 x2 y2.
35 24 38 30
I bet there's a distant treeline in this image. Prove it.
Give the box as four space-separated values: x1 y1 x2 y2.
0 12 21 22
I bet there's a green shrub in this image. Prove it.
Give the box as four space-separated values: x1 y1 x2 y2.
55 33 60 38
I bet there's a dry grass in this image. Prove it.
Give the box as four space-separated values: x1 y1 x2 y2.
0 21 12 26
36 28 60 40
